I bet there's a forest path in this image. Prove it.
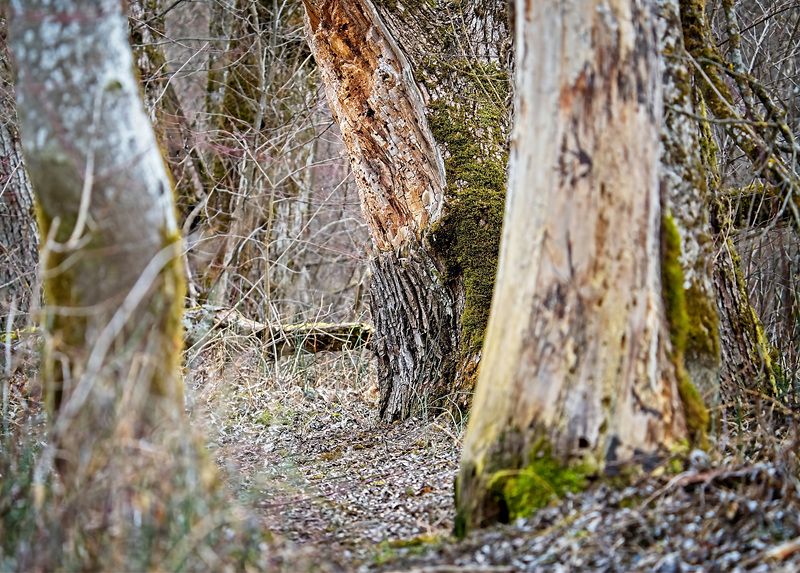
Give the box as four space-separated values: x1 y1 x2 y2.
190 343 800 572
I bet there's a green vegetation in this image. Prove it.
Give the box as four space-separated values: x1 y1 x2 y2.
425 61 509 351
660 214 710 437
487 441 591 522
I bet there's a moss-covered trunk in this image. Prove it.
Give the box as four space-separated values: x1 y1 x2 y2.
302 0 510 421
10 0 185 468
456 0 696 533
655 0 720 407
0 18 38 331
678 0 780 400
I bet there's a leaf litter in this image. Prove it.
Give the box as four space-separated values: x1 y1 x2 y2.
157 331 800 571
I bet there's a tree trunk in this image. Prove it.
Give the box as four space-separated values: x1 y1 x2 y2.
10 0 185 465
456 0 698 533
302 0 510 420
655 0 721 406
0 18 38 331
678 0 780 401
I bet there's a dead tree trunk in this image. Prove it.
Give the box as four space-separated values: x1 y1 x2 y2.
456 0 699 532
303 0 510 420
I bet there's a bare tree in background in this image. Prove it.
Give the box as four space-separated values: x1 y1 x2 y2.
303 0 511 421
169 0 369 324
678 0 800 406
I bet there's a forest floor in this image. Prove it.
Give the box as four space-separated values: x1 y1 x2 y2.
187 333 800 573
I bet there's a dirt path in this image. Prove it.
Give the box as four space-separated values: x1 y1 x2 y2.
189 343 800 572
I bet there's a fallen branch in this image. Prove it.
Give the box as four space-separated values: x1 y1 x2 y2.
183 305 373 355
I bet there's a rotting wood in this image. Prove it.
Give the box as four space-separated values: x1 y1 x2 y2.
183 305 372 355
302 0 510 420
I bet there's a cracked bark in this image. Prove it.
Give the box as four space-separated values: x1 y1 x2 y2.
302 0 510 421
0 18 38 331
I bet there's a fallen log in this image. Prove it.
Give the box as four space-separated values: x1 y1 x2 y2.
183 305 373 355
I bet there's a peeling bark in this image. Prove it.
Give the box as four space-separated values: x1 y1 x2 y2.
303 0 510 420
304 0 446 251
456 0 689 531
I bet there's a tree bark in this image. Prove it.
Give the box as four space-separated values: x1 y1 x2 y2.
303 0 510 420
0 18 38 331
456 0 695 532
678 0 780 400
9 0 185 462
655 0 721 406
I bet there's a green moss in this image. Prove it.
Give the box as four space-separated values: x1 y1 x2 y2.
152 229 186 401
678 366 710 437
695 97 720 185
425 61 509 351
661 214 689 353
727 241 780 395
685 283 720 358
660 214 710 438
487 442 590 522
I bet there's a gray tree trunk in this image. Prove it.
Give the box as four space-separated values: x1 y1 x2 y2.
10 0 185 459
0 19 38 331
655 0 720 406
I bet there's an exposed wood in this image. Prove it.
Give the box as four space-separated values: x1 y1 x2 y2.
456 0 688 531
183 305 372 355
303 0 446 253
303 0 510 420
